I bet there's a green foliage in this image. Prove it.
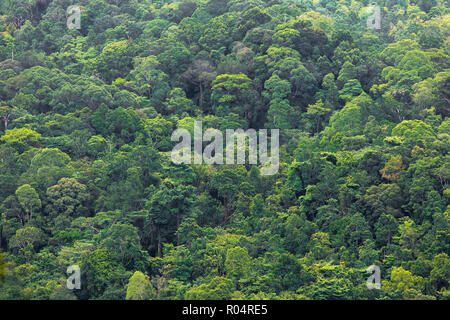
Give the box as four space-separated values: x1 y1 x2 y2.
9 226 45 250
125 271 155 300
225 246 251 279
0 128 40 152
185 277 234 300
0 0 447 301
15 184 41 223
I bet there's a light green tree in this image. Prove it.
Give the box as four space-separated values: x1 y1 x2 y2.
225 246 251 279
125 271 155 300
15 184 41 223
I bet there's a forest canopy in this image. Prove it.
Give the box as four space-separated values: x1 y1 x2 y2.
0 0 448 300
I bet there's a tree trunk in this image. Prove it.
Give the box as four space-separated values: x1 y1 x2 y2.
199 82 203 108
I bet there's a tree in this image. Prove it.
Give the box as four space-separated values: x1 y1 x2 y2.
343 213 372 248
210 166 247 222
430 253 449 291
28 148 73 191
339 79 363 101
0 251 5 282
289 63 318 106
225 246 251 280
79 249 125 300
375 214 399 246
30 148 70 170
273 28 301 49
158 44 192 75
0 106 18 131
125 271 155 300
398 217 420 251
96 40 134 83
183 59 217 109
164 88 197 116
9 226 45 250
309 232 333 260
364 184 403 223
15 184 41 223
99 223 148 270
185 276 234 300
412 71 450 117
306 99 331 133
129 55 170 105
3 34 15 61
266 98 294 129
199 12 239 50
46 178 89 219
211 73 259 120
320 73 339 108
380 156 404 181
337 61 357 88
383 267 425 299
391 120 436 147
146 180 195 256
264 74 295 128
0 128 41 153
237 6 271 36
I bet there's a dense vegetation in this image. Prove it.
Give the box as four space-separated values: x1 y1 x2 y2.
0 0 448 300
